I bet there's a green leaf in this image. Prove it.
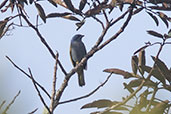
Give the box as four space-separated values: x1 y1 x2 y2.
147 30 163 38
150 100 169 114
147 12 159 26
141 65 166 85
123 82 134 93
81 99 114 109
151 56 171 83
35 2 46 23
127 78 156 88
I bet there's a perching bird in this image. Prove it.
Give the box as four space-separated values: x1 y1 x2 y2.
70 34 87 87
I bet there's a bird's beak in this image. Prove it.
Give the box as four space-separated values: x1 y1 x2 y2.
81 35 84 38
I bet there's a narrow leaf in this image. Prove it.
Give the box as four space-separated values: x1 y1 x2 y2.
63 0 75 12
147 12 159 26
29 0 34 4
79 0 87 11
133 7 144 15
150 100 169 114
0 0 8 9
147 30 163 38
48 0 57 7
141 65 166 85
81 99 114 109
35 2 46 23
151 56 171 83
127 78 156 88
123 83 134 93
0 20 8 39
158 12 169 28
62 15 80 21
85 4 105 17
103 68 135 79
53 0 67 8
138 49 146 75
131 55 138 75
46 12 72 18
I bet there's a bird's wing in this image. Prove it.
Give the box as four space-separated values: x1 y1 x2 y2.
81 42 87 70
70 45 76 67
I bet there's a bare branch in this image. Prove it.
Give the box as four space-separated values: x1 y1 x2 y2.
6 56 51 99
58 74 112 105
28 68 51 114
28 108 38 114
92 16 105 29
0 100 6 110
110 8 131 27
98 7 133 50
2 90 21 114
21 13 67 76
50 52 59 112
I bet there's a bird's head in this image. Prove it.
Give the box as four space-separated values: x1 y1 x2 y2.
71 34 84 42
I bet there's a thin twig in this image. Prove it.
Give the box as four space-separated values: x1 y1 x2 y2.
58 74 112 105
21 13 67 76
6 56 51 99
0 100 6 110
102 10 109 24
28 108 38 114
92 16 105 29
110 8 131 27
2 90 21 114
28 68 51 114
50 52 59 112
98 7 133 50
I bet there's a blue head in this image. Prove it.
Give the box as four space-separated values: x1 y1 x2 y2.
71 34 84 42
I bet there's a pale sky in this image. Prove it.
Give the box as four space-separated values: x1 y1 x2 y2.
0 1 171 114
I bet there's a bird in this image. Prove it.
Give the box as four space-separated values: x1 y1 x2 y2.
70 34 87 87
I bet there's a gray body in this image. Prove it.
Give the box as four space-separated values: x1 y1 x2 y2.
70 34 87 86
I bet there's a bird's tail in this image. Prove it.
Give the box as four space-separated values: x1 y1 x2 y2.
77 69 85 87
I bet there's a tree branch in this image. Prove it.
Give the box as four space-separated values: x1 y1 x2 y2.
58 74 112 105
50 52 59 112
21 13 67 76
2 90 21 114
6 56 51 99
28 68 51 114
